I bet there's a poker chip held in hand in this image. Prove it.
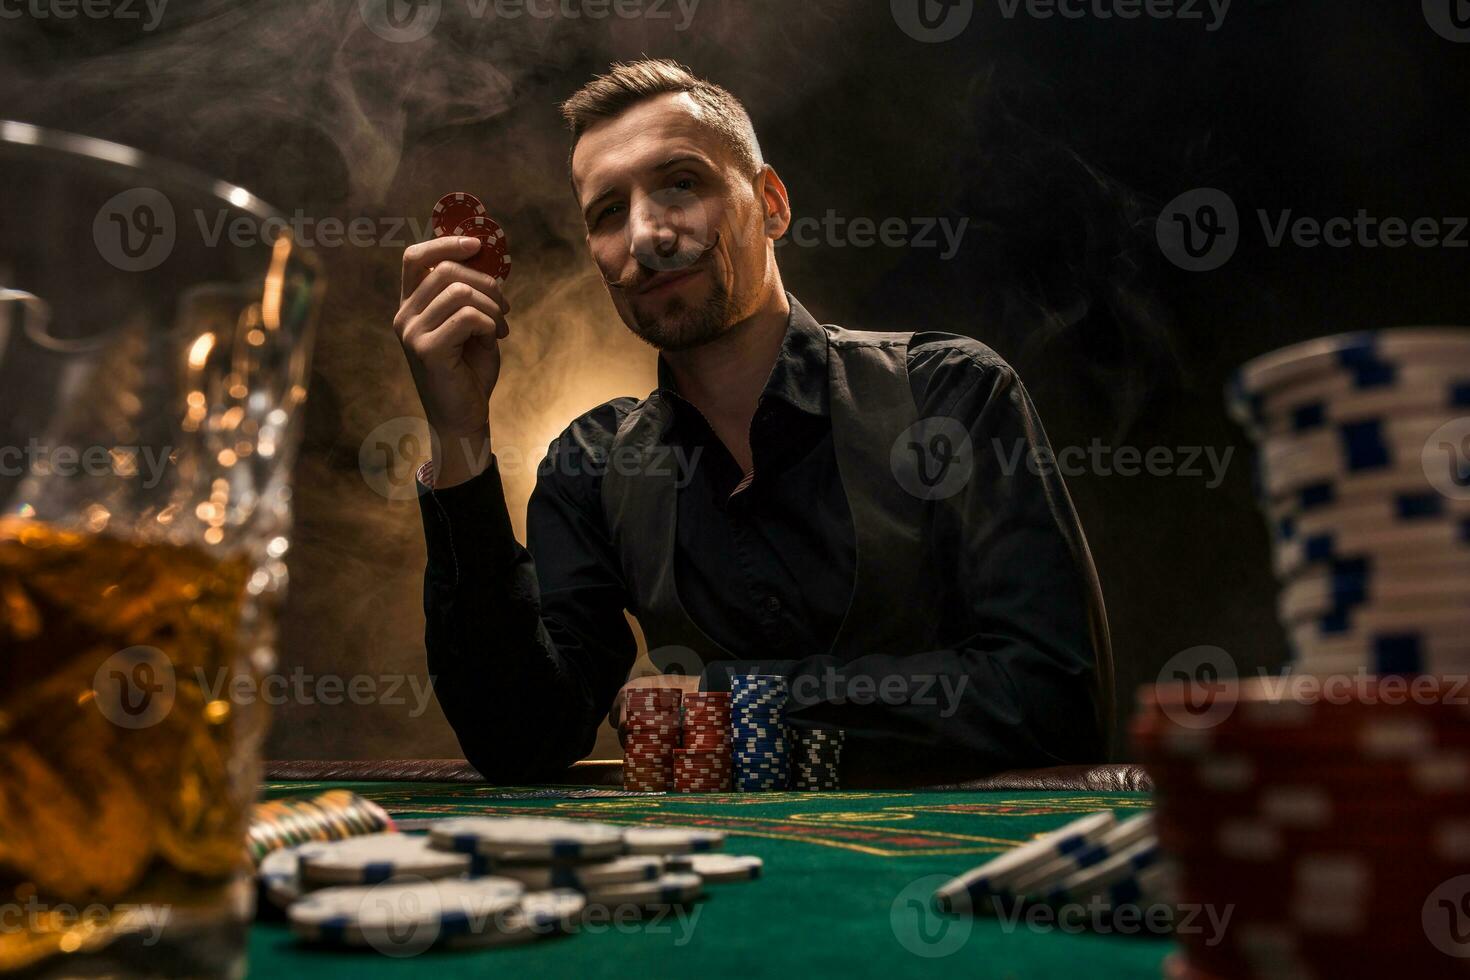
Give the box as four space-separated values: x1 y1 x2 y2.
430 191 511 283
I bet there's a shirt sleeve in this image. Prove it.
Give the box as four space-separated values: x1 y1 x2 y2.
725 343 1110 778
418 406 637 782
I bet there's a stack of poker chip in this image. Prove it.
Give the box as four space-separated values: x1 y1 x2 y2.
675 691 732 792
1226 328 1470 675
258 817 762 949
1135 676 1470 978
933 810 1170 920
731 674 791 791
248 790 395 865
790 728 845 791
622 688 683 792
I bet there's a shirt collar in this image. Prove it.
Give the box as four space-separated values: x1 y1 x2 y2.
654 291 829 419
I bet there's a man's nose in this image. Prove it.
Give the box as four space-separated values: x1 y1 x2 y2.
628 195 684 261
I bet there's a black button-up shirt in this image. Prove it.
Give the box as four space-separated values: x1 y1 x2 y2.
418 296 1107 782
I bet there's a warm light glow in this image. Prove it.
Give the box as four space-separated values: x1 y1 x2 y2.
261 236 291 331
187 332 216 369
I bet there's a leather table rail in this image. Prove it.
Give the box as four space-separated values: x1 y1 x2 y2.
265 759 1151 792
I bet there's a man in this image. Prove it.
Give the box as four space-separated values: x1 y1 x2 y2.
393 59 1112 785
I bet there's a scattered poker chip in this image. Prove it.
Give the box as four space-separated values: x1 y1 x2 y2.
431 191 488 239
489 855 664 891
297 832 471 885
1006 813 1156 898
585 871 704 909
249 790 394 864
621 826 725 855
289 877 525 948
671 853 762 882
933 810 1117 914
453 215 512 283
258 842 318 910
443 888 587 948
429 817 625 861
1038 838 1161 905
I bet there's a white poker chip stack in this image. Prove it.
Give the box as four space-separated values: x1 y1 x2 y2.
1226 328 1470 676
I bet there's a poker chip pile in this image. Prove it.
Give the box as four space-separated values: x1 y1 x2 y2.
676 691 732 792
933 810 1172 921
732 674 792 791
1226 328 1470 675
623 688 682 792
1135 676 1470 978
256 813 763 951
791 728 845 791
249 790 394 865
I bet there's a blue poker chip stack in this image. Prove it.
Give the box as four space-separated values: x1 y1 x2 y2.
1226 328 1470 676
730 674 790 791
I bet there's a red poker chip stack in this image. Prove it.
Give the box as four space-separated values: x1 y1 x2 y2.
1135 674 1470 979
622 689 683 792
675 692 732 793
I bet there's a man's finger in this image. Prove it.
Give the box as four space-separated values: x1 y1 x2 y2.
400 236 484 300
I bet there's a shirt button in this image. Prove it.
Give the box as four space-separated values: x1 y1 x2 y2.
762 595 782 615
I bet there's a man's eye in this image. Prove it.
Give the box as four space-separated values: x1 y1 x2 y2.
596 204 624 223
672 177 696 192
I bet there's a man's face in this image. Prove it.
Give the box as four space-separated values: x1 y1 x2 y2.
572 92 783 352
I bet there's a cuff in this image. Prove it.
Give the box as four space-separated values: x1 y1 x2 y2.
417 455 521 581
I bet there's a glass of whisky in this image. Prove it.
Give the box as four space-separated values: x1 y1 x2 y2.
0 121 324 978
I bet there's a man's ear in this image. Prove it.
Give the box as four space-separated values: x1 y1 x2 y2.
757 165 792 241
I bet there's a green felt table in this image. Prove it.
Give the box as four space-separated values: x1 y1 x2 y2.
249 781 1172 979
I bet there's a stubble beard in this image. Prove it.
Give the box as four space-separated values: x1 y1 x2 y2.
628 276 738 353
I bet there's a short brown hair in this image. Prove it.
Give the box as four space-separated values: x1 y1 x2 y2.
560 59 763 177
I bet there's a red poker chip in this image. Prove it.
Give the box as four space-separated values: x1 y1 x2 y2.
626 689 683 700
432 192 488 239
452 215 512 282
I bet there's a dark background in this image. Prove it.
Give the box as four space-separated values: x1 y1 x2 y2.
3 0 1466 762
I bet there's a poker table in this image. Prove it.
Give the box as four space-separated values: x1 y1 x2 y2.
247 761 1172 978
